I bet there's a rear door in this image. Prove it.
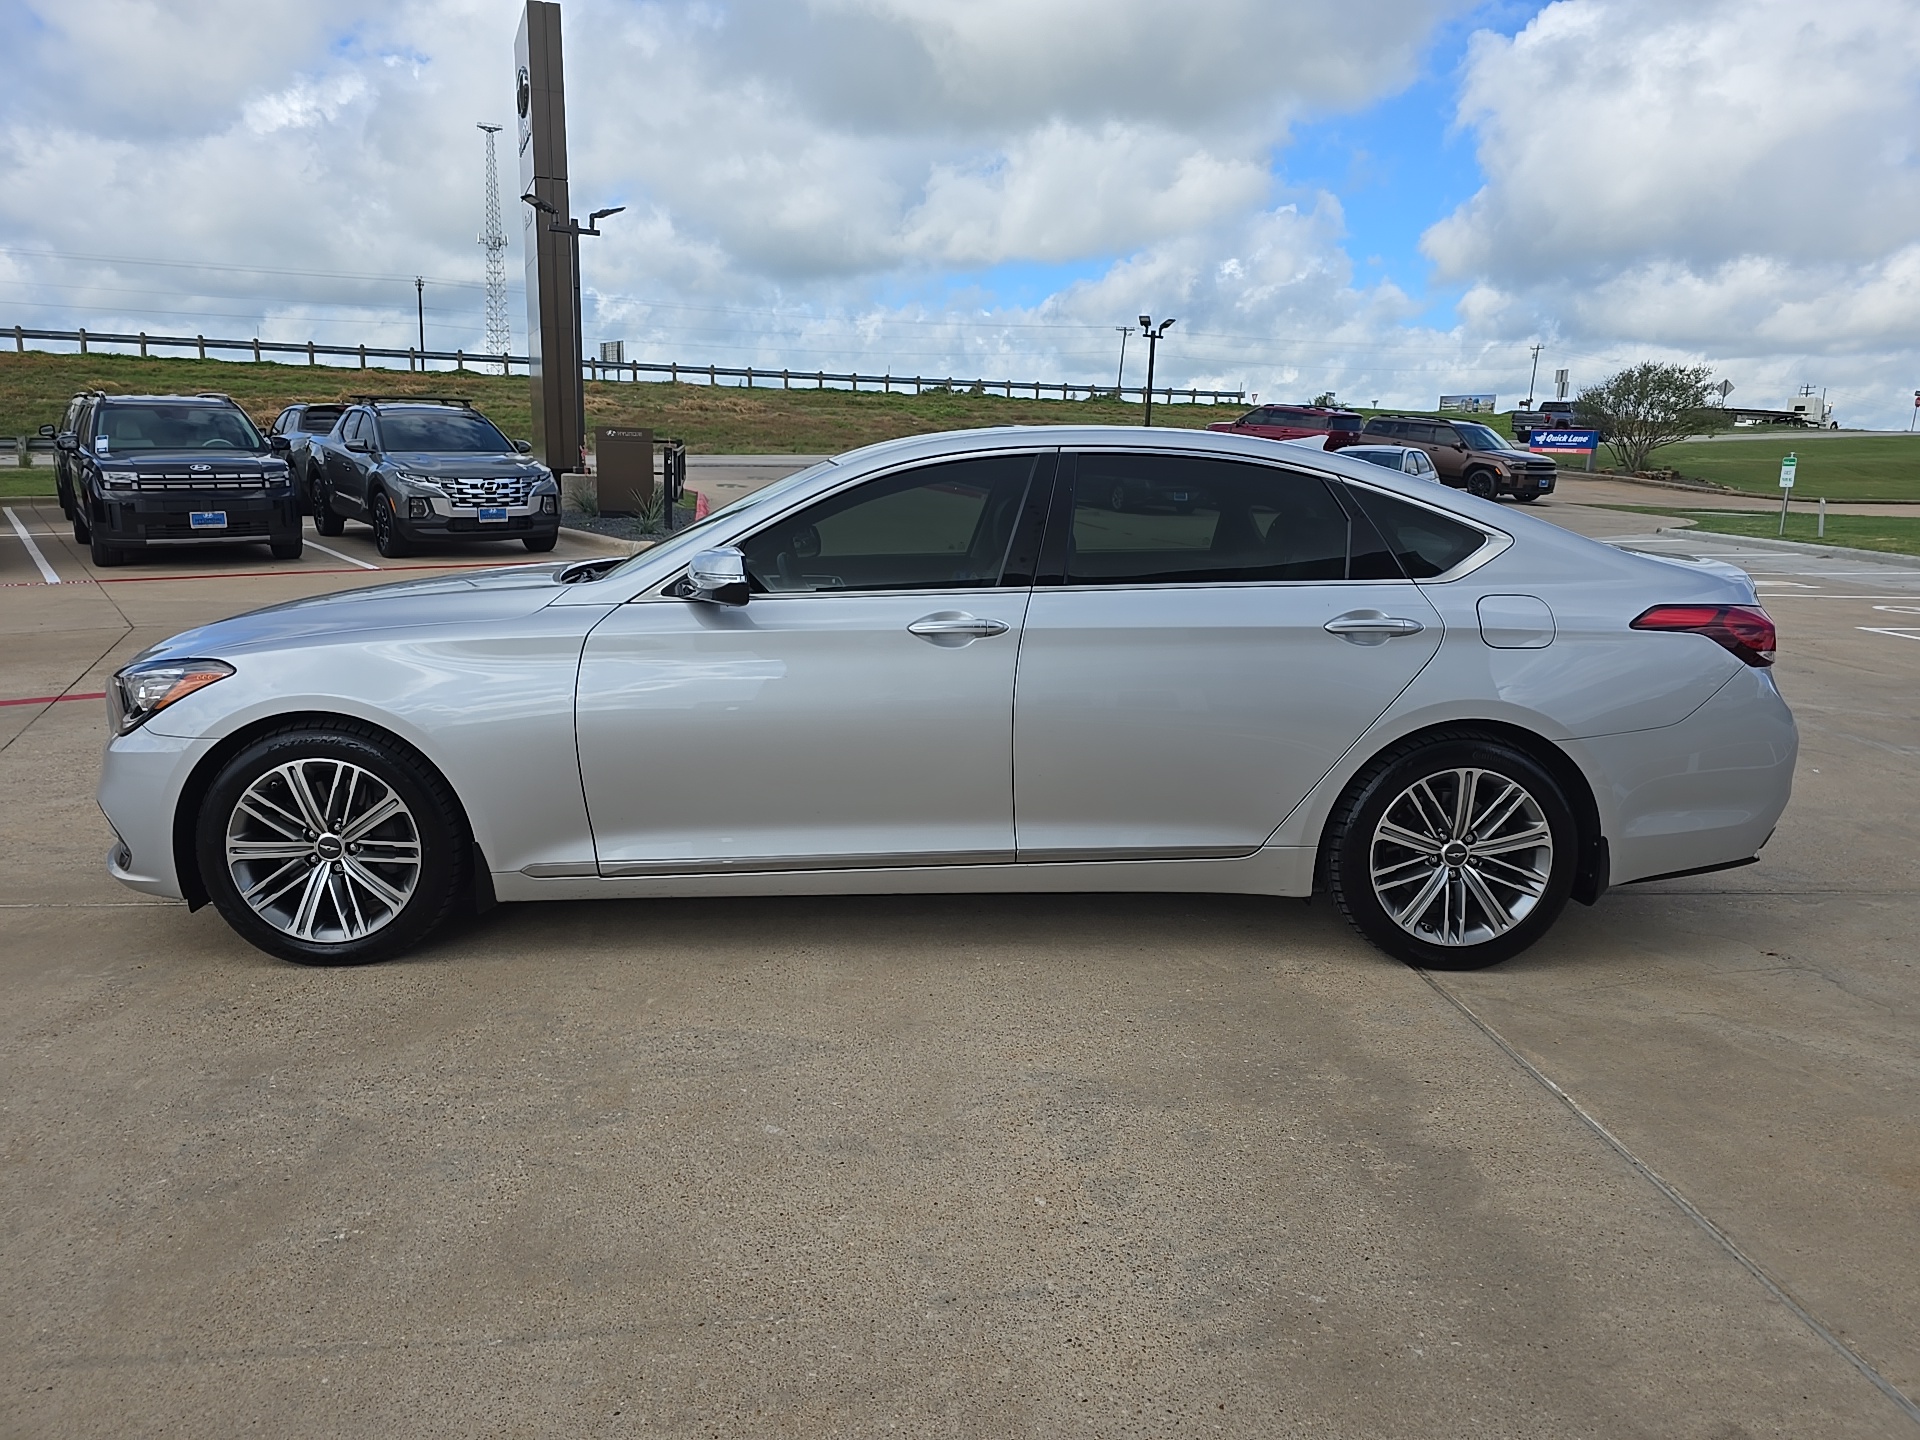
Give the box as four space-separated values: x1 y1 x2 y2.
1012 451 1441 861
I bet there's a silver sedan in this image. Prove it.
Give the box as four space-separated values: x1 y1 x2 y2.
98 425 1796 969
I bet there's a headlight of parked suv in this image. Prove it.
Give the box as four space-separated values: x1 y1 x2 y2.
392 472 449 497
109 658 234 736
98 467 139 489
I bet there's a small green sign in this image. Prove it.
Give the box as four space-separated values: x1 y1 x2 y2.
1779 454 1798 488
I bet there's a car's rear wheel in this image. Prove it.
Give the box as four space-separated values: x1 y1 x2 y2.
369 489 412 557
196 723 467 965
313 480 346 537
1325 733 1576 970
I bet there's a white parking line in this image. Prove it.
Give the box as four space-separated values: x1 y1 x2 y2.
302 538 381 571
3 507 60 584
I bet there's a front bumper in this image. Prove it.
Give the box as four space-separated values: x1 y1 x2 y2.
98 723 214 900
395 498 559 543
93 488 300 547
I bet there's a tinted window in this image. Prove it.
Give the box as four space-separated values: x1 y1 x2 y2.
1455 421 1519 453
1327 414 1361 432
742 454 1039 593
1347 449 1404 473
1342 485 1487 579
375 409 512 453
95 404 261 453
300 407 344 434
1421 423 1456 446
1061 454 1355 585
342 412 366 444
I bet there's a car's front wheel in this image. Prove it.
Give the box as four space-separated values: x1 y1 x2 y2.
1325 732 1576 969
196 723 467 965
369 489 413 557
522 531 557 553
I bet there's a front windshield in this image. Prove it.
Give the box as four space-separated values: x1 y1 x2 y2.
1456 422 1520 453
597 458 843 580
96 404 262 454
376 409 513 453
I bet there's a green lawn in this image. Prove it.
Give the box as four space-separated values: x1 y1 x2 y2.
1 469 57 499
1604 505 1920 558
1651 435 1920 501
0 350 1252 454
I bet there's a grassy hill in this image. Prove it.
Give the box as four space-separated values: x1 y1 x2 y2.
0 350 1250 458
1648 434 1920 502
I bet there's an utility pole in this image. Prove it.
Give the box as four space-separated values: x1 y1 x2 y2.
1138 315 1176 427
1113 326 1131 396
521 195 624 468
415 277 426 362
1525 342 1544 407
477 123 511 369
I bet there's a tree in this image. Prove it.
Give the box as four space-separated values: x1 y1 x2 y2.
1311 390 1338 407
1574 361 1723 472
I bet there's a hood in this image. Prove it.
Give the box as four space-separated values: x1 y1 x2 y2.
383 452 548 477
136 562 573 663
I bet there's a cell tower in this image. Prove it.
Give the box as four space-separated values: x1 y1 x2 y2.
477 122 510 365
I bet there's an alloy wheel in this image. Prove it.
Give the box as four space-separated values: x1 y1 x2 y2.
224 757 422 943
1367 766 1553 948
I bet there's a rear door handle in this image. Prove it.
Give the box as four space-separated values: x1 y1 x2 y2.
1325 611 1426 644
907 612 1010 646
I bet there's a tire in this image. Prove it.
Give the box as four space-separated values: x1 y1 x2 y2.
89 533 122 567
270 537 303 561
1512 492 1539 503
369 489 412 558
72 509 91 544
195 722 468 965
1325 732 1577 970
1464 469 1496 500
314 485 346 537
522 532 557 553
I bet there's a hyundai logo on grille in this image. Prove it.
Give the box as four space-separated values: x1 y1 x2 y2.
190 463 212 472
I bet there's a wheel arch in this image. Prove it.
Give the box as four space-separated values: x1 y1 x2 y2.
1313 718 1609 907
171 710 484 912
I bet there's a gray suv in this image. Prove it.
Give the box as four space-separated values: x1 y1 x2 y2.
310 398 560 557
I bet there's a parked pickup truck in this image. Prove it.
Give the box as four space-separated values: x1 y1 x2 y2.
1511 399 1578 442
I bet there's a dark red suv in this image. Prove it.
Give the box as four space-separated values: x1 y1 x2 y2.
1208 404 1363 449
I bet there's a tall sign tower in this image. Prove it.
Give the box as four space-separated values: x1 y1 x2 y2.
476 123 511 365
515 2 581 471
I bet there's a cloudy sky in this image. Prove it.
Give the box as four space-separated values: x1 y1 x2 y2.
1 0 1916 424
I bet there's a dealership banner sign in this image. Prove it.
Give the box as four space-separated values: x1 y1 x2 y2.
1527 429 1600 455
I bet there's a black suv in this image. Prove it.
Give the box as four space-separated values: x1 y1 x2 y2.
1358 415 1558 501
50 392 300 566
268 402 347 515
310 398 559 557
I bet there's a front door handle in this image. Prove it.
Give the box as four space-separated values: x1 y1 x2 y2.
1325 610 1427 645
907 612 1010 646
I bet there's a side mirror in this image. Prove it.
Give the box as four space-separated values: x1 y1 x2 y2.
55 431 78 453
267 434 292 453
38 424 56 439
514 439 533 454
345 438 370 454
686 546 749 606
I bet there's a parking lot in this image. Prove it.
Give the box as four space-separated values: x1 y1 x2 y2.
4 489 1918 1436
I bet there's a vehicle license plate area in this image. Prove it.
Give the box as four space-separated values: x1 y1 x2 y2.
478 507 508 523
189 511 227 530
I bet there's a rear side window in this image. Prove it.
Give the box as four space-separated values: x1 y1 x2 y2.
1057 454 1361 585
1342 485 1487 579
1327 414 1360 432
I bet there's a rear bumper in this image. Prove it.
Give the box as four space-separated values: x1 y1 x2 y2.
1574 665 1797 885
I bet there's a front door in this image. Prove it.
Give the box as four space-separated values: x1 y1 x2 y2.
1012 451 1442 861
575 452 1052 875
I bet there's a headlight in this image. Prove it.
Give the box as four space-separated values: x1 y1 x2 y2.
98 468 139 489
109 658 234 736
393 472 448 497
529 469 557 492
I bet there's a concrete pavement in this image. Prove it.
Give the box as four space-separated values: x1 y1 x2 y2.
3 492 1917 1436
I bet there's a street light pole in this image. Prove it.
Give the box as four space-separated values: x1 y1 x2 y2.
1114 326 1131 397
1138 315 1176 427
521 195 625 470
1525 342 1543 408
415 277 426 364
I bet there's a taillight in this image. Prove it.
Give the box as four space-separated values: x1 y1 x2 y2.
1630 604 1776 666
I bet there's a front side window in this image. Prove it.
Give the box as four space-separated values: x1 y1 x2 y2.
741 453 1041 594
375 409 513 453
1455 421 1520 453
95 404 262 453
1057 454 1395 585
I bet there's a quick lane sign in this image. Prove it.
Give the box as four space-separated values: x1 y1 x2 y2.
1527 429 1600 454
